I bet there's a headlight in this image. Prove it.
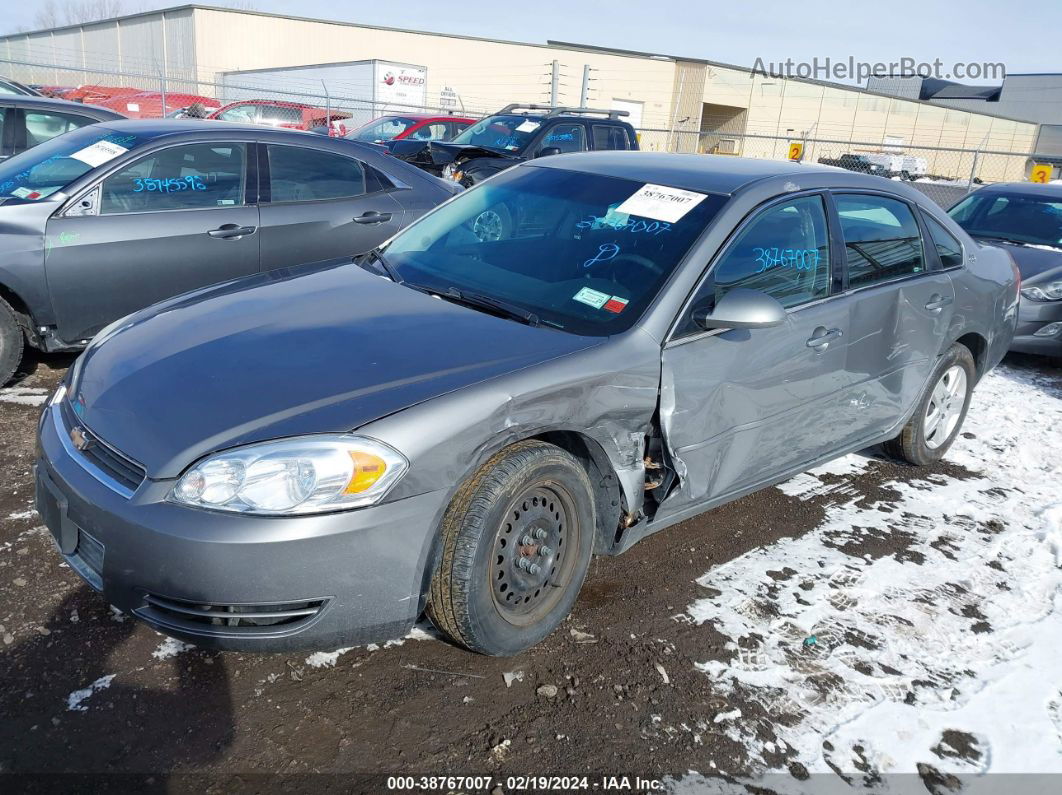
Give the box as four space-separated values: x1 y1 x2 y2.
170 435 408 515
1021 280 1062 302
442 162 456 179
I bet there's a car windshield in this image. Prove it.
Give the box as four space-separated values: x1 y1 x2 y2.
380 166 727 335
949 191 1062 248
0 126 142 202
348 116 420 142
449 115 545 152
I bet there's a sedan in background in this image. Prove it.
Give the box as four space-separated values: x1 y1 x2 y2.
0 120 459 384
208 100 351 135
96 92 221 119
35 154 1016 656
346 114 475 144
0 95 124 160
949 182 1062 357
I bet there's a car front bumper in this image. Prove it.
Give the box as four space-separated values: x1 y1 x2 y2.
1010 298 1062 357
35 402 448 652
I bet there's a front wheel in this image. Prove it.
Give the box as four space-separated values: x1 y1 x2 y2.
0 297 25 388
426 440 596 655
884 343 975 465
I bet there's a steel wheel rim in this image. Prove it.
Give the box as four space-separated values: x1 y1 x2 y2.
490 483 579 627
923 365 967 449
472 210 503 242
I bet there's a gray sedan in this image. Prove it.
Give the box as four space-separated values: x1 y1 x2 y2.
0 119 459 384
36 153 1017 655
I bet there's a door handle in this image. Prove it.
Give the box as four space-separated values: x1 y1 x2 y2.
353 211 393 225
806 326 843 348
924 294 954 311
207 224 257 239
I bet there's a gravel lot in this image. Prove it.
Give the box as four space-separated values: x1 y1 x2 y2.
1 351 1059 792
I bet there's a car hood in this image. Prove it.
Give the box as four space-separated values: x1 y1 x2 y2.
71 261 602 479
976 238 1062 279
385 139 518 170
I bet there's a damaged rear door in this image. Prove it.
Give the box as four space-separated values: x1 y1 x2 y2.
656 193 855 514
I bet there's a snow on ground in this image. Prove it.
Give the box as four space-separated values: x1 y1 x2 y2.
66 674 116 712
683 364 1062 784
0 386 49 407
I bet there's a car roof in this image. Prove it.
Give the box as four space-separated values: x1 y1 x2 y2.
84 117 317 137
969 181 1062 200
0 93 123 119
530 151 855 195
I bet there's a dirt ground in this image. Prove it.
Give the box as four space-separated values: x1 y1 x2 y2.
1 350 1059 793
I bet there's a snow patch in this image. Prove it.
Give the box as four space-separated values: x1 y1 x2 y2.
152 636 194 660
66 674 116 712
0 387 49 407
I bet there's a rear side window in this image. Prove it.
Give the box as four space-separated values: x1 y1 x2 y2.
216 104 258 123
100 143 247 214
592 125 630 151
677 195 831 336
25 110 97 148
541 124 586 154
835 195 925 288
923 214 963 268
267 145 390 202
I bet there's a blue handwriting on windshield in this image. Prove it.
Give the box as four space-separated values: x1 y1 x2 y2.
583 242 621 269
754 247 820 272
576 215 671 235
133 176 207 193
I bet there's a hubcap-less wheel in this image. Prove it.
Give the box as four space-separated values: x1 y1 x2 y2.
492 485 578 627
473 210 504 242
923 365 967 449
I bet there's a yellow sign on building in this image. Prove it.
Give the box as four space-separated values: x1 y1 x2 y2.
788 141 804 162
1029 163 1054 184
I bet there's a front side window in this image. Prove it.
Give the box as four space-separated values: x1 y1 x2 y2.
541 124 586 154
948 191 1062 248
408 122 448 141
836 194 925 289
675 196 831 337
267 145 389 202
380 166 727 335
100 143 246 214
924 214 963 268
24 110 97 147
0 125 143 201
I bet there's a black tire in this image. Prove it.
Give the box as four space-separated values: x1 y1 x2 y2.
883 343 976 466
426 440 596 656
0 297 24 388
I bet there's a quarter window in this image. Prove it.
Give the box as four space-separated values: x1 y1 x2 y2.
924 214 963 268
677 195 831 336
542 124 586 154
100 143 247 214
835 195 925 288
267 145 390 202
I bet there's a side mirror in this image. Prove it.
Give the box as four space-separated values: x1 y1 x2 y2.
535 146 561 158
694 288 787 331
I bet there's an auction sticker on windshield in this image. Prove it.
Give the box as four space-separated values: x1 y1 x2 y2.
69 140 129 168
516 120 541 133
573 287 611 309
616 183 707 223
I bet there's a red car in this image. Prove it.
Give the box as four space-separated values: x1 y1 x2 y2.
96 92 220 119
346 114 475 143
208 100 352 135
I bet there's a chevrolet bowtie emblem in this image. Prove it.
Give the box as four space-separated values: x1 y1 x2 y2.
69 426 91 452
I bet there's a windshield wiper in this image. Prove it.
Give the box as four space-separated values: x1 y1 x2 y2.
358 247 402 282
976 235 1061 250
439 287 540 327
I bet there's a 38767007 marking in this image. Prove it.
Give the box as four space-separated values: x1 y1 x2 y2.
753 246 820 273
385 775 497 791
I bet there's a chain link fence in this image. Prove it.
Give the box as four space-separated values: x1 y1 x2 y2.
3 56 1050 208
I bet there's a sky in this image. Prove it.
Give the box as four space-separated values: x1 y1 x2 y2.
4 0 1061 85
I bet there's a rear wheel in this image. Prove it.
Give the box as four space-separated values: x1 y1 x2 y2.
883 343 975 466
0 297 24 388
426 440 595 655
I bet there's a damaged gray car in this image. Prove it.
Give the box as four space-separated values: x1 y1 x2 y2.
36 152 1018 656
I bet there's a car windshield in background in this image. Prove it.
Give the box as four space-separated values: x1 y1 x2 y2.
0 126 141 201
380 166 726 335
449 115 545 152
348 116 420 142
949 191 1062 248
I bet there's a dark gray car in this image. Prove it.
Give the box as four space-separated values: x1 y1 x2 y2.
948 182 1062 357
0 119 459 384
35 153 1018 656
0 94 125 161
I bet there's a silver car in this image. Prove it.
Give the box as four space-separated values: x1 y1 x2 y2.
36 153 1018 656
